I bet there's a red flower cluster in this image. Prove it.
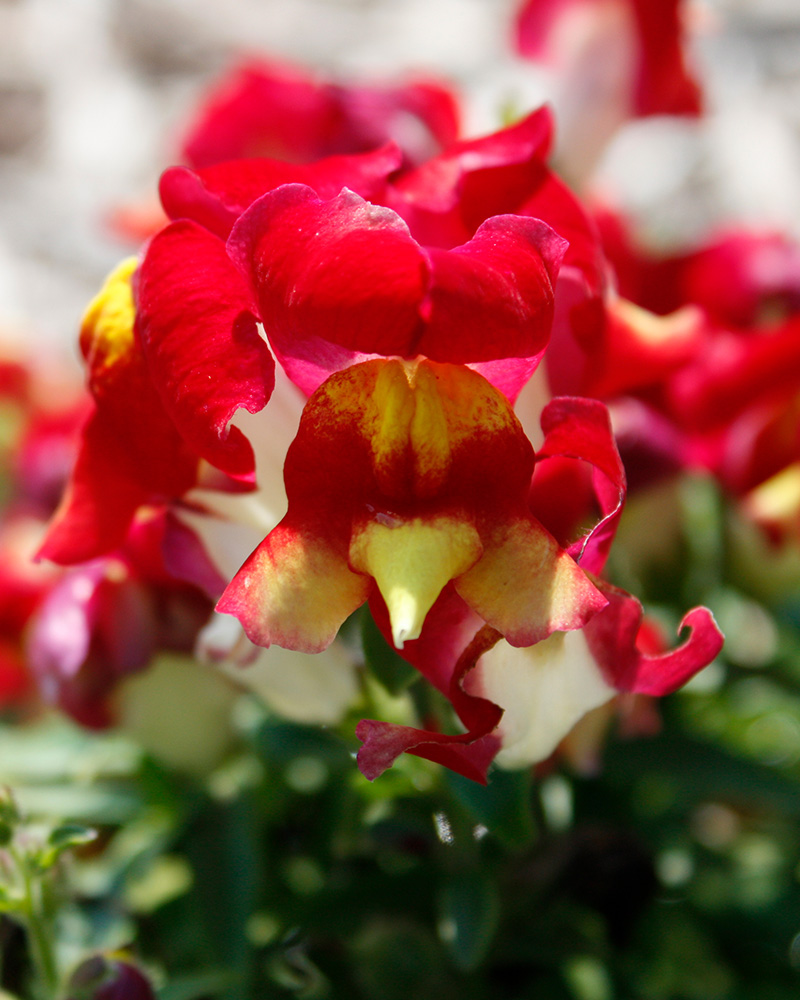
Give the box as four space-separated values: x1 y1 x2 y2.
40 70 723 781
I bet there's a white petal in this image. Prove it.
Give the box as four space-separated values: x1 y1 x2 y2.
200 614 360 726
470 629 616 769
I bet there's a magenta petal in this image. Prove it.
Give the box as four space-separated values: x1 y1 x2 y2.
421 215 567 364
229 184 427 364
537 397 626 574
586 583 723 695
27 564 104 685
161 513 227 600
137 220 274 480
27 560 158 728
469 356 544 405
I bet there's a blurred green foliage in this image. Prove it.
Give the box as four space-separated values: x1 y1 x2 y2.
2 475 800 999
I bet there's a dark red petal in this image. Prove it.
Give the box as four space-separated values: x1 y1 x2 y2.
356 719 501 783
358 595 504 782
137 220 274 479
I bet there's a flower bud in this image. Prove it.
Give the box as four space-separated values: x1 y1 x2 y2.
65 955 156 1000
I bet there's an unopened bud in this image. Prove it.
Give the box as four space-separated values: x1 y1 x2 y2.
65 955 156 1000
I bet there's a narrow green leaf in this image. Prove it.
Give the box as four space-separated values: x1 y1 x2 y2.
438 869 500 972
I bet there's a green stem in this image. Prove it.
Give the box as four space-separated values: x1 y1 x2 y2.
12 848 59 1000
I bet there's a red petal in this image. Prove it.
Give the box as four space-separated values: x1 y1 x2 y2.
630 0 702 117
180 58 459 169
536 396 626 574
38 410 163 565
586 582 723 695
137 220 274 480
516 0 701 118
420 215 565 364
229 184 426 380
232 186 565 387
390 107 554 246
160 144 402 239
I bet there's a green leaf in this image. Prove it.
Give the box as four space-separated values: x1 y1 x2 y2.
604 733 800 819
0 882 24 914
48 822 98 850
445 766 536 849
157 968 243 1000
33 822 97 869
438 868 500 972
251 720 352 769
181 797 261 1000
0 787 20 825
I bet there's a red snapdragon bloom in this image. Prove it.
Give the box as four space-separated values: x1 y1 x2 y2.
218 361 606 655
45 111 597 564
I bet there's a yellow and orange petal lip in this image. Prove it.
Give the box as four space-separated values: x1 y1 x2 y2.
455 516 607 647
80 257 139 376
217 521 371 655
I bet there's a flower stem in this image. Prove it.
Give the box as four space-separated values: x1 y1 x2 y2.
12 846 59 1000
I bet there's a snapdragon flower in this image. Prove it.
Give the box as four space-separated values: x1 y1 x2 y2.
40 108 722 781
